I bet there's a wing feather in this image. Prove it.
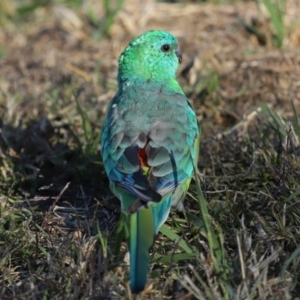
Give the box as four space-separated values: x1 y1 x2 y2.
101 89 199 212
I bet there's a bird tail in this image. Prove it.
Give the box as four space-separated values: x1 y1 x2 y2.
129 206 155 293
128 196 173 293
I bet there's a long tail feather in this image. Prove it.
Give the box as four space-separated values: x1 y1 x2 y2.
129 207 155 293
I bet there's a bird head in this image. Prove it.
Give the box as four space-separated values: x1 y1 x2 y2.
118 30 182 84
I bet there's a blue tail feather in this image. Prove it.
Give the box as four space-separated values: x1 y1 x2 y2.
129 196 172 293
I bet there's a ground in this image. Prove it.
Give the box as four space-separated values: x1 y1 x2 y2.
0 0 300 299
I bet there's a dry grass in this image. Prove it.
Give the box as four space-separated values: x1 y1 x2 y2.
0 0 300 299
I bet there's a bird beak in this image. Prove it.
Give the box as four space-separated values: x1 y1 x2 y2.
175 46 182 64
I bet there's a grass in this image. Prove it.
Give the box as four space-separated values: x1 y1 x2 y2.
1 0 300 299
87 0 125 39
260 0 286 48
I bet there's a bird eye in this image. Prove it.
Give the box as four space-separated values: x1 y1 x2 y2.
161 44 171 52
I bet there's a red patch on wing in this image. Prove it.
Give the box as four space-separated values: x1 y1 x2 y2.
139 147 149 167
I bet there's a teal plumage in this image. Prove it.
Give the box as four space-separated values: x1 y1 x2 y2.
101 30 200 293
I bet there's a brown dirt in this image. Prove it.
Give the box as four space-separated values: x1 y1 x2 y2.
1 0 300 133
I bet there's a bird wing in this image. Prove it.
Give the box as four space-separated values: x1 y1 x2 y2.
101 90 199 212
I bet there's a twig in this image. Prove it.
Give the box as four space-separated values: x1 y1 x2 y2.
42 182 70 228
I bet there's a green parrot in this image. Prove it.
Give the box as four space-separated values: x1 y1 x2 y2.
101 30 200 293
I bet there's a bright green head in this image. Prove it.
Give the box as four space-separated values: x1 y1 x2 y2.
118 30 182 84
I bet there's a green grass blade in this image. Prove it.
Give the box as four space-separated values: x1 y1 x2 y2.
193 166 229 299
261 0 285 48
291 99 300 140
281 246 300 277
193 169 224 264
159 224 193 254
74 92 91 145
155 253 196 264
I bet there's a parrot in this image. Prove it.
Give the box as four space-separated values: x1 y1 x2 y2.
101 30 200 293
